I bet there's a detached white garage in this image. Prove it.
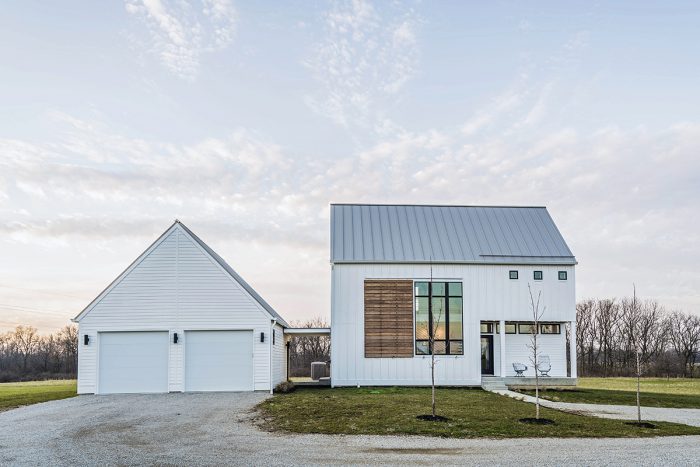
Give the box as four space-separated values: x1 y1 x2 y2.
74 221 289 395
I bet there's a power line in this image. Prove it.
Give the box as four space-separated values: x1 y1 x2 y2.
0 303 71 317
0 284 85 300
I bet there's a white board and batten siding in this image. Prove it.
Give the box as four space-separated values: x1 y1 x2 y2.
77 224 282 394
330 263 575 386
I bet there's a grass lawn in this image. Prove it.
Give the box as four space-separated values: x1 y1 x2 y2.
517 378 700 409
0 380 77 412
257 387 700 438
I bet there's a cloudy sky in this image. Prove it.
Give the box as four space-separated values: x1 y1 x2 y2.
1 1 699 332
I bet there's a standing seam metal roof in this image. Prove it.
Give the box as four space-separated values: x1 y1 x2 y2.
330 204 575 265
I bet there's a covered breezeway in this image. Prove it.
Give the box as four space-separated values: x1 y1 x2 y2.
284 327 331 386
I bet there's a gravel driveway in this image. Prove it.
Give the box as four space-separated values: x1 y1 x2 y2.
1 393 699 466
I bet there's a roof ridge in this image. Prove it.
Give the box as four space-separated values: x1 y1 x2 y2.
330 203 547 209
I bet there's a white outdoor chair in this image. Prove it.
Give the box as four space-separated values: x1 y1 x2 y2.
537 355 551 377
512 362 527 377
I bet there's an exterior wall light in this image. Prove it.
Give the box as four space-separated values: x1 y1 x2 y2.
173 332 179 344
84 334 90 346
260 332 265 343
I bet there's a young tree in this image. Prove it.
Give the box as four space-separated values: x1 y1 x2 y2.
527 284 546 420
428 287 445 419
631 285 642 423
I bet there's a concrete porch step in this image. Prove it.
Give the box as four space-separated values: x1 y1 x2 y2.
480 377 508 391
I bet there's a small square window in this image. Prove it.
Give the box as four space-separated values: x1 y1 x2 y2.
505 322 517 334
534 271 543 281
558 271 568 281
509 270 518 280
480 323 494 334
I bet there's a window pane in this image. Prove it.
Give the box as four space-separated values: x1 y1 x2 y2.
433 341 447 355
449 298 463 339
448 282 462 297
449 340 463 355
534 271 543 281
415 297 429 313
518 323 535 334
505 323 517 334
415 301 430 340
558 271 567 281
415 281 429 296
431 297 447 323
431 282 446 296
540 324 560 334
434 321 447 340
509 270 518 280
480 323 493 334
415 341 430 355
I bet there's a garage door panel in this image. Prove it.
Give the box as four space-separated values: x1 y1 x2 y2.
98 332 169 394
185 331 253 392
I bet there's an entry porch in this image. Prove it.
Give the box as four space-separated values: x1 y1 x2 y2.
478 320 577 383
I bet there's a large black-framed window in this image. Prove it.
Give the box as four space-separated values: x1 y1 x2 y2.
415 281 463 355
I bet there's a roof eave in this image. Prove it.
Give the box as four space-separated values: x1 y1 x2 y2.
330 259 578 266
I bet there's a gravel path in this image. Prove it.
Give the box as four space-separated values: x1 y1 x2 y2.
1 393 699 466
493 389 700 427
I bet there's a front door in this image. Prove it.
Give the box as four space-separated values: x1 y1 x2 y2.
481 335 494 375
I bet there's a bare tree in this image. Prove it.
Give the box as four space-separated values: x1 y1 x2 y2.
0 324 78 382
13 325 39 372
629 285 642 423
58 325 79 375
527 284 546 420
576 300 595 375
666 311 700 378
428 287 445 419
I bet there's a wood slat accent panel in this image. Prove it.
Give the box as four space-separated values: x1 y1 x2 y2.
364 280 414 358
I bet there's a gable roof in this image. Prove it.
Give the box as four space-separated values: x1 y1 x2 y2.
330 204 576 265
176 222 289 327
73 221 289 327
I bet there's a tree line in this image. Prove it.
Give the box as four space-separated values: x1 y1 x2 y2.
0 325 78 382
576 298 700 377
1 298 698 382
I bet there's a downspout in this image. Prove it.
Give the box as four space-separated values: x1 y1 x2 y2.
270 318 277 394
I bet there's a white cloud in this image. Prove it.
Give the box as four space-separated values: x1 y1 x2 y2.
305 0 420 128
2 103 700 330
124 0 236 80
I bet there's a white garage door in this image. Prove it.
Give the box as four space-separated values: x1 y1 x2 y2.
185 330 254 392
98 331 169 394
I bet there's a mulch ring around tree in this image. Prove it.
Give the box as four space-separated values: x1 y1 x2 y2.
519 417 556 425
624 421 658 429
416 414 450 422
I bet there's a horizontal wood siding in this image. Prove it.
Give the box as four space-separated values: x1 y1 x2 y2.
77 226 275 394
364 280 413 358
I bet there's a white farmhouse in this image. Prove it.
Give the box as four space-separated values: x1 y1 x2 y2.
74 203 577 394
330 204 577 387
